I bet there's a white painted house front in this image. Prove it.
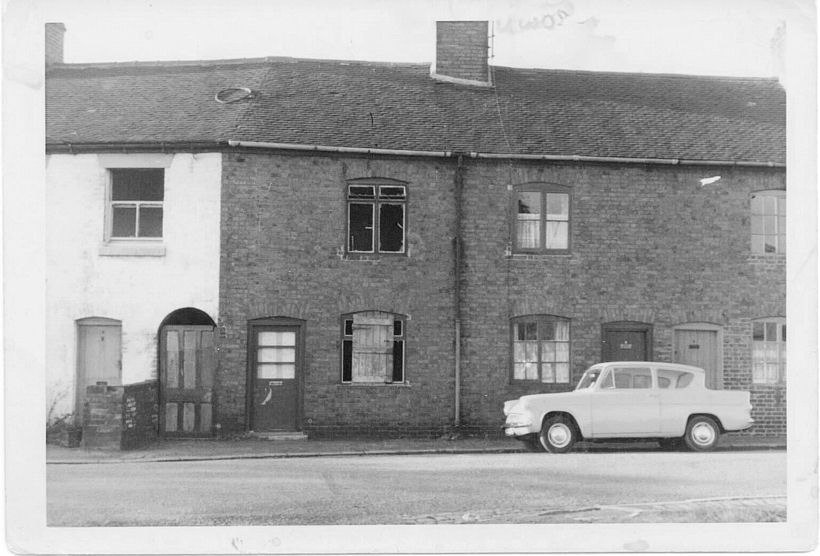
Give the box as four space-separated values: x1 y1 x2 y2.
45 152 221 422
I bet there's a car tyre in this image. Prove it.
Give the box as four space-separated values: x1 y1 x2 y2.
539 416 577 454
684 416 720 452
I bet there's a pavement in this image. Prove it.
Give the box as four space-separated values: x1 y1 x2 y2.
46 434 786 464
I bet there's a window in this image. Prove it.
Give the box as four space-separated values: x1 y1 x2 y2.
347 182 406 254
511 316 570 383
108 169 164 239
751 190 785 253
342 311 405 383
752 318 786 383
658 369 696 389
600 367 652 389
513 184 570 252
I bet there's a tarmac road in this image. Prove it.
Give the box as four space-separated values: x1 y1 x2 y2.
47 450 785 526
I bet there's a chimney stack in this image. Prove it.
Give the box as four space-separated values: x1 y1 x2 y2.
46 22 66 66
432 21 492 87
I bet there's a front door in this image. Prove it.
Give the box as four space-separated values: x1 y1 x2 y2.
159 325 216 436
674 328 720 389
602 322 652 361
76 319 122 413
250 324 301 432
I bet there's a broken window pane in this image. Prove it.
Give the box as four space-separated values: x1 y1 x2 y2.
392 340 404 382
342 339 352 382
348 185 375 199
349 203 374 252
379 186 406 199
379 203 404 252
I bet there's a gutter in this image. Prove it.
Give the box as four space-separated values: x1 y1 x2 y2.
47 139 785 168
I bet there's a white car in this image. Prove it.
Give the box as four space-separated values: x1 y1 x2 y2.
503 362 754 453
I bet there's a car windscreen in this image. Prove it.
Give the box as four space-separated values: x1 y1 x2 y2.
576 368 602 390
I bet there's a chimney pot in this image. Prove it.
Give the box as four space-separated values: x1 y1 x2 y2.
46 22 66 66
433 21 491 86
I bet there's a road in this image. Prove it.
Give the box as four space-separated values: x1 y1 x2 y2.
47 451 786 526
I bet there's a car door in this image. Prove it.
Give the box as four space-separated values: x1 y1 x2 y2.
590 365 660 437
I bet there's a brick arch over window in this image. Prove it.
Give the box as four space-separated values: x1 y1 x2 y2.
341 310 406 384
345 178 408 255
510 314 571 383
511 182 571 253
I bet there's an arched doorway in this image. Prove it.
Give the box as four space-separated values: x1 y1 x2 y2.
158 308 216 437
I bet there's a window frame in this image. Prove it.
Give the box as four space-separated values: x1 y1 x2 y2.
105 168 165 242
341 311 406 384
511 183 571 254
751 189 786 254
509 314 571 384
345 179 408 255
751 317 786 384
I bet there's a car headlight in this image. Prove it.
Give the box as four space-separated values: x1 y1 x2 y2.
505 413 532 428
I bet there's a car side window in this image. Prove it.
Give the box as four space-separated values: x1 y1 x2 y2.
658 369 694 389
657 376 672 389
599 370 615 389
611 367 652 389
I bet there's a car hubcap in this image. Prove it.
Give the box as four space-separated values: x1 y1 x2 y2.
692 423 716 445
548 424 571 448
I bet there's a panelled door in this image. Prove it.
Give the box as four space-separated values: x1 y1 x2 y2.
250 324 302 432
674 328 720 389
602 323 651 362
160 325 216 436
76 319 122 413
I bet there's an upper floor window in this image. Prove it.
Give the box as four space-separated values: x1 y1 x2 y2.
347 182 406 254
751 190 785 254
752 317 786 384
109 168 164 239
342 311 405 384
511 315 570 383
513 184 570 253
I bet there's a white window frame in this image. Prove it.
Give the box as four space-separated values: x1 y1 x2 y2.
106 168 165 241
752 317 786 384
751 190 786 254
510 315 571 384
512 183 571 254
346 181 407 255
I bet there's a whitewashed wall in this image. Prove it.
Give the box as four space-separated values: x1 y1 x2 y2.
45 153 222 420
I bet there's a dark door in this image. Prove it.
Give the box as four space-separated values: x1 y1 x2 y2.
159 325 216 436
674 328 720 389
602 323 652 361
250 325 301 431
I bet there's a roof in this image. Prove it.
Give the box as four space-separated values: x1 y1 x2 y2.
45 57 786 163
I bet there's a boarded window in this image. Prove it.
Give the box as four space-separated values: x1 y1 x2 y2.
347 183 406 254
342 311 405 383
109 169 164 239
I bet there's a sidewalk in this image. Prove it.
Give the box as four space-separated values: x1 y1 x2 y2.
46 434 786 464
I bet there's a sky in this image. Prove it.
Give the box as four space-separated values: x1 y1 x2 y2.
25 0 797 77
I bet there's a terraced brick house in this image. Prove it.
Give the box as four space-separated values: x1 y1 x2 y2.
45 21 786 447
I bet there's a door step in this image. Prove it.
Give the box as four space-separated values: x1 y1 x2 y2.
249 431 308 441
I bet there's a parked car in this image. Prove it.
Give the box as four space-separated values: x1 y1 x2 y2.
503 362 753 453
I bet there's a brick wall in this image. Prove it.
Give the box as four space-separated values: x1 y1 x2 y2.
121 380 159 449
435 21 489 83
219 151 786 437
458 160 786 434
219 152 458 435
81 383 124 449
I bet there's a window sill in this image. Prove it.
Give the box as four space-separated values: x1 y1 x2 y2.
99 242 166 257
338 382 410 387
506 253 572 260
342 253 407 261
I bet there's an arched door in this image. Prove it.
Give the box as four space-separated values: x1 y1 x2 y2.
159 309 216 437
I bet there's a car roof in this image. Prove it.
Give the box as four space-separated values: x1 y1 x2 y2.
589 361 705 373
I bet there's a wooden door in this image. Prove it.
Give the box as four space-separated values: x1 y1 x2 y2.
250 325 301 431
674 329 720 389
160 325 216 436
76 320 122 413
602 324 650 362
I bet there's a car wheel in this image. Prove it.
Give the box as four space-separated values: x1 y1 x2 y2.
658 437 683 451
539 416 577 453
684 416 720 451
521 438 545 452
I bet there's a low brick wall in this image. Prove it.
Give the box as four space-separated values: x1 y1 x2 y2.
81 383 125 449
121 381 159 450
